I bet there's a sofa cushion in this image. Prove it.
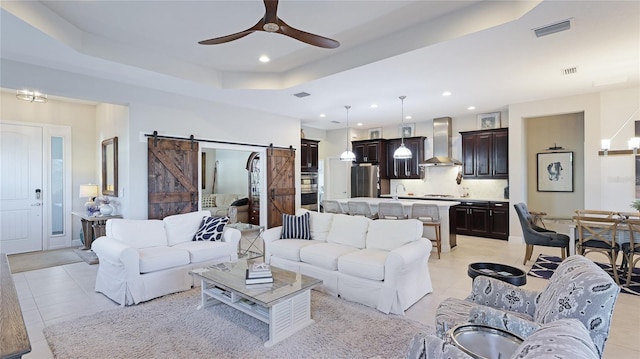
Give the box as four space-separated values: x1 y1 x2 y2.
216 194 240 208
230 197 249 206
326 214 370 249
106 219 167 248
138 246 190 273
201 195 216 208
164 210 212 246
172 241 234 263
366 219 421 251
299 242 359 271
296 209 333 242
193 216 229 241
280 212 311 239
338 248 387 281
269 239 325 262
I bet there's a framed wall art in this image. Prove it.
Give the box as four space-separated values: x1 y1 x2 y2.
537 151 573 192
477 112 501 129
368 128 382 139
399 123 415 138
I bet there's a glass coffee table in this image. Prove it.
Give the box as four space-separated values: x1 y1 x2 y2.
190 260 321 347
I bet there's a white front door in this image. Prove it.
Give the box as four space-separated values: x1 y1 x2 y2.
0 124 43 254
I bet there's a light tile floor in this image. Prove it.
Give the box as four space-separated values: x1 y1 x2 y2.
14 235 640 358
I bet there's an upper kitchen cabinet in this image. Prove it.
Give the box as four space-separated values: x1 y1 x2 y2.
352 139 386 164
300 139 319 172
460 128 508 179
386 136 426 179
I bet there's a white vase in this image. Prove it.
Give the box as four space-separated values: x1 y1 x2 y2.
99 204 113 215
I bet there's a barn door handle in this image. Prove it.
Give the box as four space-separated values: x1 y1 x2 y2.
271 189 275 200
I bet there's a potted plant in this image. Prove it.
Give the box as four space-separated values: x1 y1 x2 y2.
632 199 640 212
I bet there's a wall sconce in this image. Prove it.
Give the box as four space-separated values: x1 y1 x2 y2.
16 89 47 103
598 108 639 156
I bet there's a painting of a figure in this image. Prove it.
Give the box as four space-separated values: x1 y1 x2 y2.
537 152 573 192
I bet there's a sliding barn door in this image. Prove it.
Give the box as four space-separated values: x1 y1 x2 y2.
266 147 295 228
148 138 199 219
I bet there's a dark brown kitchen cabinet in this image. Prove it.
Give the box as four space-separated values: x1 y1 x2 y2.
352 139 386 164
300 139 319 172
460 128 508 179
453 201 509 240
386 136 425 179
352 139 387 179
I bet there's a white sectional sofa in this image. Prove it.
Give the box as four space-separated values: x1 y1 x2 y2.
262 209 433 315
92 210 240 306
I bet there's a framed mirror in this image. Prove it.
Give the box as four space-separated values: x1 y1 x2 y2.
102 137 118 196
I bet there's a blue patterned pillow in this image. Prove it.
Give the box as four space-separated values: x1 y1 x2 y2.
193 216 229 241
280 212 311 239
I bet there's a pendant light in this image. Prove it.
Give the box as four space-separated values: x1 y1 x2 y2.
393 96 413 159
339 105 356 161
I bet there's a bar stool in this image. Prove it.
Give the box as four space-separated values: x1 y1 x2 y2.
377 202 407 219
411 203 441 259
322 200 344 214
347 201 377 219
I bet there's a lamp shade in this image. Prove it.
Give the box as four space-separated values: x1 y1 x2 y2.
79 184 98 198
393 143 413 159
340 150 356 161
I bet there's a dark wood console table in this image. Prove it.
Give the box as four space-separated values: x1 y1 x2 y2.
72 212 122 250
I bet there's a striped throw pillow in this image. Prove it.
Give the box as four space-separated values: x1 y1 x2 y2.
280 212 311 240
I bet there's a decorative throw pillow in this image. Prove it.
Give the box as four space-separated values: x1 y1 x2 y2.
193 216 229 241
201 195 216 208
230 197 249 206
280 212 311 240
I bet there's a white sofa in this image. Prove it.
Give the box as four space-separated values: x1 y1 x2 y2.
263 209 433 315
92 210 241 306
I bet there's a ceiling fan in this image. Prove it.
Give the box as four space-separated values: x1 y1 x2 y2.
198 0 340 49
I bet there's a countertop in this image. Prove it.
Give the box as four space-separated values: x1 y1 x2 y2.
379 194 510 203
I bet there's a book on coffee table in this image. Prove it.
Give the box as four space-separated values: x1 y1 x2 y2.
245 269 273 284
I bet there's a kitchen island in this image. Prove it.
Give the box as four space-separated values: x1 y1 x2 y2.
335 197 460 253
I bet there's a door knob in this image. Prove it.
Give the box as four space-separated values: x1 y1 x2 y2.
31 203 42 206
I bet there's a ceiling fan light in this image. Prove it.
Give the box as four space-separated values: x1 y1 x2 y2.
16 89 47 103
340 150 356 161
393 144 412 159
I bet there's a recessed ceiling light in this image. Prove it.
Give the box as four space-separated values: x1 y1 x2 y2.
370 104 378 108
467 106 476 110
405 116 412 120
357 122 363 126
442 91 452 96
319 114 326 118
259 55 270 63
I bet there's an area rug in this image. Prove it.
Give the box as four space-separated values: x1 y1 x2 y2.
7 248 82 273
527 254 640 296
44 289 433 359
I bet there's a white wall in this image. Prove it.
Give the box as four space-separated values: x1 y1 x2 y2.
509 86 639 242
2 60 301 221
96 103 129 216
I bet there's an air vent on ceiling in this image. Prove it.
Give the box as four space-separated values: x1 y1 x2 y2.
533 19 572 38
561 67 578 75
293 92 311 98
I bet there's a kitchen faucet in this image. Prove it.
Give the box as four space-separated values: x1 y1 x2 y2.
393 184 406 200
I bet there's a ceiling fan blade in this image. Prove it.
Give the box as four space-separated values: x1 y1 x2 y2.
263 0 279 23
199 21 263 45
277 19 340 49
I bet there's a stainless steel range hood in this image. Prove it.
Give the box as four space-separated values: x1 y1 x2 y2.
420 117 461 167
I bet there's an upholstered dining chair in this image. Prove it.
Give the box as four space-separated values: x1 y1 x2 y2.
620 213 640 287
513 203 570 265
411 203 441 259
347 201 377 219
322 200 344 214
377 201 407 219
573 209 621 285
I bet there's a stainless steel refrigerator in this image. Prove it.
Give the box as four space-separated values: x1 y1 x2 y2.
351 165 379 197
